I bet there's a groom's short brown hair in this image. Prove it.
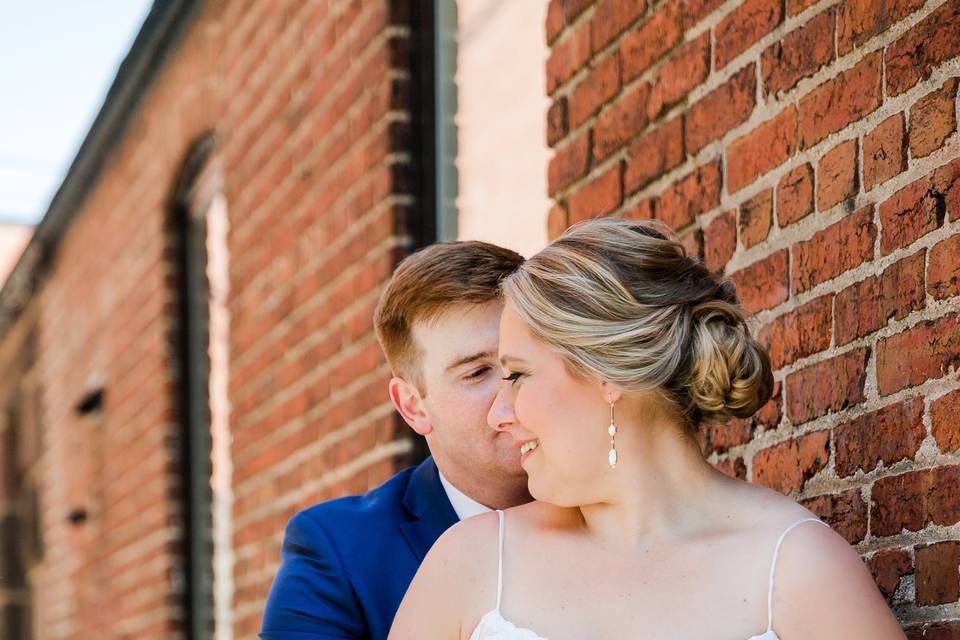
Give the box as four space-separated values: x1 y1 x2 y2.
374 241 524 389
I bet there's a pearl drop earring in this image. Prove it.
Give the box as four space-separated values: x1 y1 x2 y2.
607 398 618 468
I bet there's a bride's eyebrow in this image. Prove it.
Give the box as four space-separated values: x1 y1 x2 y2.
499 355 529 367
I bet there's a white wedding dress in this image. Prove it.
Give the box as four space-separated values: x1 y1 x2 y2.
469 509 830 640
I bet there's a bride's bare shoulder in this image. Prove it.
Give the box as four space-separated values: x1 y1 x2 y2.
719 483 905 636
429 510 502 571
724 477 820 530
769 509 907 637
390 512 501 640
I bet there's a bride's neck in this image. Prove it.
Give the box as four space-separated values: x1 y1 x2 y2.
575 418 728 549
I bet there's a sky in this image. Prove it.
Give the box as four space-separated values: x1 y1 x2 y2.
0 1 153 226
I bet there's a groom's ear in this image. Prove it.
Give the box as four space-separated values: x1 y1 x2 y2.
389 377 433 436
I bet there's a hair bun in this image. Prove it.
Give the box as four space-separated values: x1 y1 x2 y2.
688 300 773 421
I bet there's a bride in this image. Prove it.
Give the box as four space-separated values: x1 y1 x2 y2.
388 218 906 639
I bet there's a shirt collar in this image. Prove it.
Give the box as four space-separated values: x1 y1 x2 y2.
437 467 493 520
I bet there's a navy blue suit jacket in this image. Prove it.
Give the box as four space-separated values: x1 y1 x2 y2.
259 455 459 640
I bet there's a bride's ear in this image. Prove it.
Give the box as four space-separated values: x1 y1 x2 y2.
601 380 623 404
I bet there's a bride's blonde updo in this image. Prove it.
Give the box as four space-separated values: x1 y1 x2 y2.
501 217 774 429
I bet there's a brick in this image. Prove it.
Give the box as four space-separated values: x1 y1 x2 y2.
547 97 568 146
547 202 569 241
685 63 757 154
730 249 789 314
791 205 876 294
714 0 783 70
799 52 882 149
680 0 725 28
785 347 869 424
906 622 960 640
873 466 960 535
915 541 960 606
568 162 624 223
547 132 591 195
620 1 683 82
546 0 564 44
931 389 960 454
623 197 655 221
697 420 753 455
876 313 960 396
758 294 833 370
787 0 820 16
863 113 907 192
817 139 858 211
838 0 926 55
624 116 684 193
591 0 648 52
835 250 926 345
654 160 721 230
928 235 960 300
835 397 926 477
752 430 829 494
727 105 798 193
593 82 651 161
801 489 868 544
886 1 960 96
547 21 591 94
933 158 960 222
712 455 748 480
761 8 835 97
569 52 622 128
738 188 773 249
757 381 785 428
867 549 914 599
879 172 949 255
777 163 814 227
909 78 959 159
646 33 710 121
565 0 593 23
703 209 736 273
718 381 783 442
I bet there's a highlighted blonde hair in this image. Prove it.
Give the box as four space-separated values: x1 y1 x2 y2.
501 218 773 428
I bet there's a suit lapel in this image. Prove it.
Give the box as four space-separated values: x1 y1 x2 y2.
398 456 459 562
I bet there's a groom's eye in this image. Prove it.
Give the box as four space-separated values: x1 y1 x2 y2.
463 367 490 380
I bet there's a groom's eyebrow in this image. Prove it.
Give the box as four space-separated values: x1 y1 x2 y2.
445 351 496 371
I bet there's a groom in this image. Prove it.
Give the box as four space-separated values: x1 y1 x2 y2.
259 241 533 640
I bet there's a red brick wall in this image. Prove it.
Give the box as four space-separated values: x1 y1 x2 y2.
213 3 416 634
545 0 960 634
0 1 417 638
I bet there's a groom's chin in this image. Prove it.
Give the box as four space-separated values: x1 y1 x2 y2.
501 455 526 477
492 449 527 477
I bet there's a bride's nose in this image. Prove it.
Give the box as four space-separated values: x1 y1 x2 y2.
487 382 517 432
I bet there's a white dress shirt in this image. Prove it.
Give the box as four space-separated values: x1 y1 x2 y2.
437 467 493 520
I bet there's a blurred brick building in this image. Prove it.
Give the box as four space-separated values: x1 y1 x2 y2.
0 1 957 639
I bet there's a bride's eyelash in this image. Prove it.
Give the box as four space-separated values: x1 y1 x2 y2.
502 371 524 384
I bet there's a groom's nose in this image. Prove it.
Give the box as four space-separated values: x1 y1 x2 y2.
487 383 516 432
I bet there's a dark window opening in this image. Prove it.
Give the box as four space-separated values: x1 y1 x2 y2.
169 134 217 640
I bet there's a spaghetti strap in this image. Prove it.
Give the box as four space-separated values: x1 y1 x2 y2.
495 509 505 611
764 517 831 632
